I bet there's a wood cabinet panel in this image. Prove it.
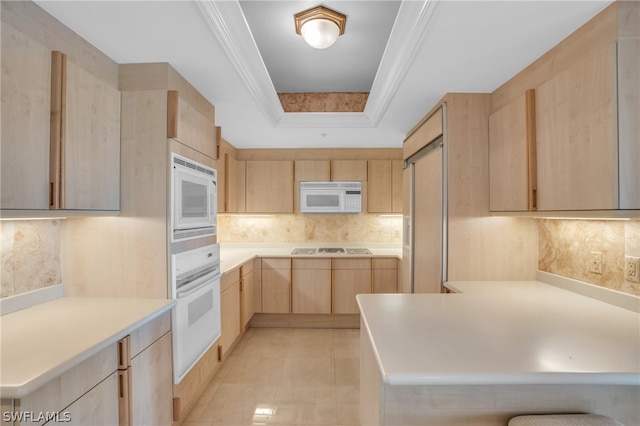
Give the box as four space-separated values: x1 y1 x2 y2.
373 268 398 294
535 43 616 211
294 160 331 212
368 160 392 213
241 261 255 328
404 108 443 160
246 161 294 213
332 258 371 314
63 60 120 210
226 154 246 213
0 23 51 210
292 259 331 314
330 160 367 181
220 280 241 358
262 258 291 270
372 258 397 269
167 90 216 159
261 268 291 314
488 90 536 212
130 332 173 426
392 160 404 213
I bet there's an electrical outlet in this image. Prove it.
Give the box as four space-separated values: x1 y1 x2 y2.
589 251 603 274
625 256 640 283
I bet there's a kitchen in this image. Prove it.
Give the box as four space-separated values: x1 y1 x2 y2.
1 1 639 425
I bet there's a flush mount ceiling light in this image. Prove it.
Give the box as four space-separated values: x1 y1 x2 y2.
294 5 346 49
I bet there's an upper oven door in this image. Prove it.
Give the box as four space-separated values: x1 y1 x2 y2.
172 154 217 241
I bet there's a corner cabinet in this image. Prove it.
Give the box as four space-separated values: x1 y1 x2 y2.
1 18 120 212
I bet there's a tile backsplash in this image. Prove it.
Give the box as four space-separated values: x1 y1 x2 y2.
539 219 640 296
0 220 62 298
218 214 403 244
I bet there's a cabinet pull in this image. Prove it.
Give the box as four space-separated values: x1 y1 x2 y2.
217 345 223 362
525 88 537 211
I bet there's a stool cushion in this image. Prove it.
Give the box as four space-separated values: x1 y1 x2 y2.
508 414 623 426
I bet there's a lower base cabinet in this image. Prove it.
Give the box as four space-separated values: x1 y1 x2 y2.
220 269 241 360
332 258 372 314
1 312 172 426
292 258 331 314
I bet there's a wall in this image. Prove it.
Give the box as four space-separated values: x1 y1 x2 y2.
218 213 402 244
0 220 62 298
539 219 640 296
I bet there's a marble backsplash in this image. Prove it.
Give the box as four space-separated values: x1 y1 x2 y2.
539 219 640 296
217 213 403 244
0 220 62 298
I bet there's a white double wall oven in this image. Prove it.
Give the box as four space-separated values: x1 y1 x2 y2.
170 153 220 384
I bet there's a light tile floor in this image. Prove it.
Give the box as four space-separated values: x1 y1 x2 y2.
184 328 360 426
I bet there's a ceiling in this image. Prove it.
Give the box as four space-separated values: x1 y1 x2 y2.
34 0 613 150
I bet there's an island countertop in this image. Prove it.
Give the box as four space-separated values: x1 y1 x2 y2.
0 297 175 399
356 280 640 386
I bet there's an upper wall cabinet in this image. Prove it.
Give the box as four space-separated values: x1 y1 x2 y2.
1 18 120 212
294 160 330 213
167 90 217 159
245 161 294 213
489 90 536 212
368 160 403 213
331 160 368 212
536 42 638 211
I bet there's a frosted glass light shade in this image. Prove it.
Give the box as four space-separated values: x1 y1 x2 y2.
300 19 340 49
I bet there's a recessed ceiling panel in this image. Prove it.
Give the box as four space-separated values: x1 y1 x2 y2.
239 1 401 93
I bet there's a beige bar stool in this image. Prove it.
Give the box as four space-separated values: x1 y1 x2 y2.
509 414 623 425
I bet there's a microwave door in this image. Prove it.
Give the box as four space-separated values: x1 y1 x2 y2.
304 190 344 212
175 168 212 229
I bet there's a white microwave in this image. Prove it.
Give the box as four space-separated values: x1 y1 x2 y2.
300 181 362 214
171 153 217 242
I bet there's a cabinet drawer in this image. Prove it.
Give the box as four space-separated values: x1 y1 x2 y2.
292 258 331 270
332 258 371 270
240 259 255 275
372 258 397 269
129 311 171 359
262 258 291 270
221 268 240 292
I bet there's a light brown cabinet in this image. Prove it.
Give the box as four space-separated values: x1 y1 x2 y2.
226 155 246 213
261 258 291 313
246 161 294 213
1 20 120 212
332 258 372 314
240 259 256 329
220 269 241 359
373 258 398 293
292 258 332 314
536 43 619 211
167 90 217 159
294 160 331 212
367 160 403 213
331 160 368 213
488 90 536 212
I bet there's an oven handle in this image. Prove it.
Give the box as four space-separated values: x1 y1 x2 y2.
176 271 220 299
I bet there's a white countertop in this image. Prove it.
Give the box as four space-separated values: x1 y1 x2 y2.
0 297 175 399
357 281 640 386
220 242 402 274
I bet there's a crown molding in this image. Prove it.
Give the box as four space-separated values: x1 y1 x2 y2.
196 0 441 129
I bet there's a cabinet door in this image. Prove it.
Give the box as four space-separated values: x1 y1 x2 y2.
331 160 368 212
292 258 331 314
294 160 330 212
241 261 255 328
246 161 294 213
332 258 371 314
130 332 173 426
167 90 216 159
536 44 615 211
64 60 121 210
1 24 52 209
373 258 398 293
227 155 246 213
391 160 403 213
489 90 536 212
220 272 241 358
261 258 291 313
367 160 392 213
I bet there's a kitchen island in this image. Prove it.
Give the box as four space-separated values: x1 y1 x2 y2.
357 280 640 425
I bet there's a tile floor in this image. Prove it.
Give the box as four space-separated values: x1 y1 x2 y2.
183 328 360 426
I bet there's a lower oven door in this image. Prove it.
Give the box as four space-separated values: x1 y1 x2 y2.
172 274 221 384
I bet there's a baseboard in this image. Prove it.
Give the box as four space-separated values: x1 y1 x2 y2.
248 313 360 329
